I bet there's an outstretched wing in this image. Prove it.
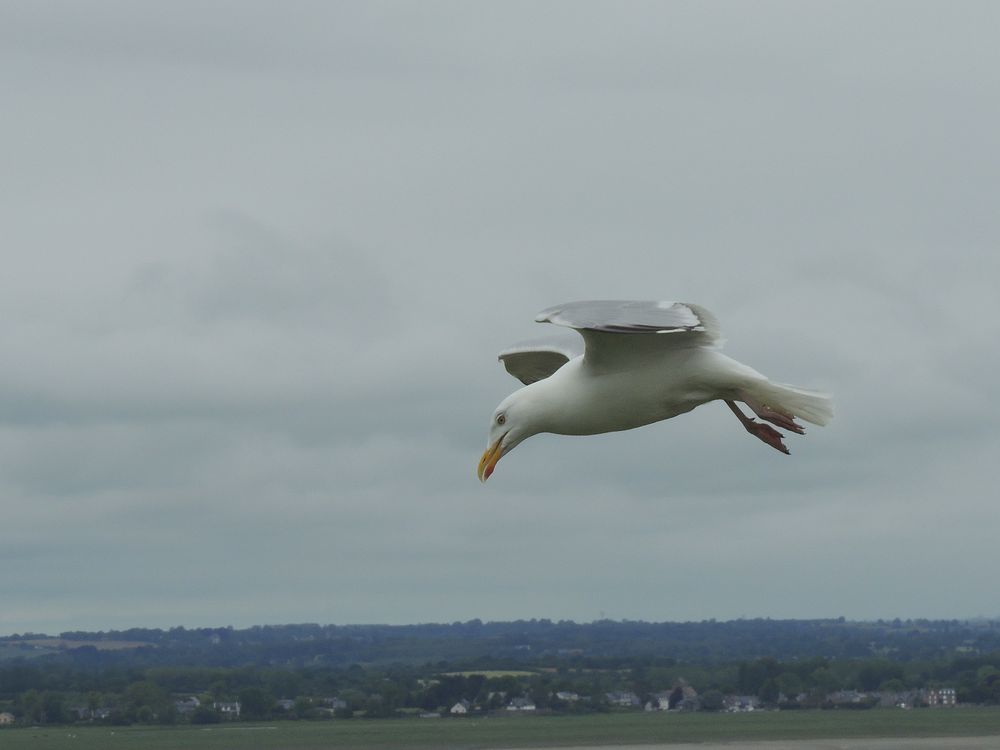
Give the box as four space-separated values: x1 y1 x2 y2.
534 300 722 371
498 333 583 385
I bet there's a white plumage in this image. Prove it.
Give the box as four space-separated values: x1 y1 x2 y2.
478 300 832 481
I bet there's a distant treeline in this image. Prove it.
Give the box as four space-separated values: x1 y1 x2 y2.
5 617 1000 668
2 618 1000 725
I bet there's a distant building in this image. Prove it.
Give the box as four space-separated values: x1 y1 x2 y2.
175 697 200 715
828 690 867 705
724 695 760 712
506 697 536 711
669 684 700 711
70 706 114 721
926 688 957 707
555 691 580 702
0 712 15 726
605 691 640 707
214 701 241 718
645 692 674 711
878 690 917 709
450 700 471 714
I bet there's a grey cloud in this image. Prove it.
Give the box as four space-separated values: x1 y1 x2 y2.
2 1 999 633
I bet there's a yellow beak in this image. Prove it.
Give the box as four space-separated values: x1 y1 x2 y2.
477 437 504 482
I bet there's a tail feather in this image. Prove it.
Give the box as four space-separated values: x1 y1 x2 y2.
747 381 833 427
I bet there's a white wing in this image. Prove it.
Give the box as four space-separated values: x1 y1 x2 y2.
498 333 583 385
534 300 722 371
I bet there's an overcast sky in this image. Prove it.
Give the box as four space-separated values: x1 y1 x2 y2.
2 1 998 635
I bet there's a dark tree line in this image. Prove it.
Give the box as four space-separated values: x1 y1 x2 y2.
3 618 1000 726
2 650 1000 726
7 618 1000 668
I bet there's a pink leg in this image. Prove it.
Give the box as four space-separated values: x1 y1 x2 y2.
741 396 805 435
725 400 790 455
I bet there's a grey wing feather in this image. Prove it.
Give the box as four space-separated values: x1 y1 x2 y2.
535 300 719 338
534 300 722 370
498 334 583 384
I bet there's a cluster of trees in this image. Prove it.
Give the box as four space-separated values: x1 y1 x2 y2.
2 650 999 726
3 619 1000 726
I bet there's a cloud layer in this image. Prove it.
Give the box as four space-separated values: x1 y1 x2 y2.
2 1 998 633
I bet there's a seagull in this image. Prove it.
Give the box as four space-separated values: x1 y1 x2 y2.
477 300 832 481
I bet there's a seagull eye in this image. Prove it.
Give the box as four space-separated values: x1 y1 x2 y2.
496 414 506 426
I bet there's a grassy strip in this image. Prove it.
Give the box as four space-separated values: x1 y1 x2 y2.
3 708 1000 750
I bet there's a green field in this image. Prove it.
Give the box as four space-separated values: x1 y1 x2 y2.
3 709 1000 750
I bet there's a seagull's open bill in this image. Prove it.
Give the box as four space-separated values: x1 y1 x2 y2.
478 300 832 481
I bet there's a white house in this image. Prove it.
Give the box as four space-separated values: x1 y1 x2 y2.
606 691 640 707
450 700 471 714
926 688 957 707
214 701 241 718
506 697 536 711
645 692 672 711
724 695 760 712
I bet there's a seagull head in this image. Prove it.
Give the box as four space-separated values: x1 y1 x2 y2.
477 387 547 482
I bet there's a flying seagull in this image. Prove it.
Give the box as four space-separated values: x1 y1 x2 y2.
478 300 832 481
